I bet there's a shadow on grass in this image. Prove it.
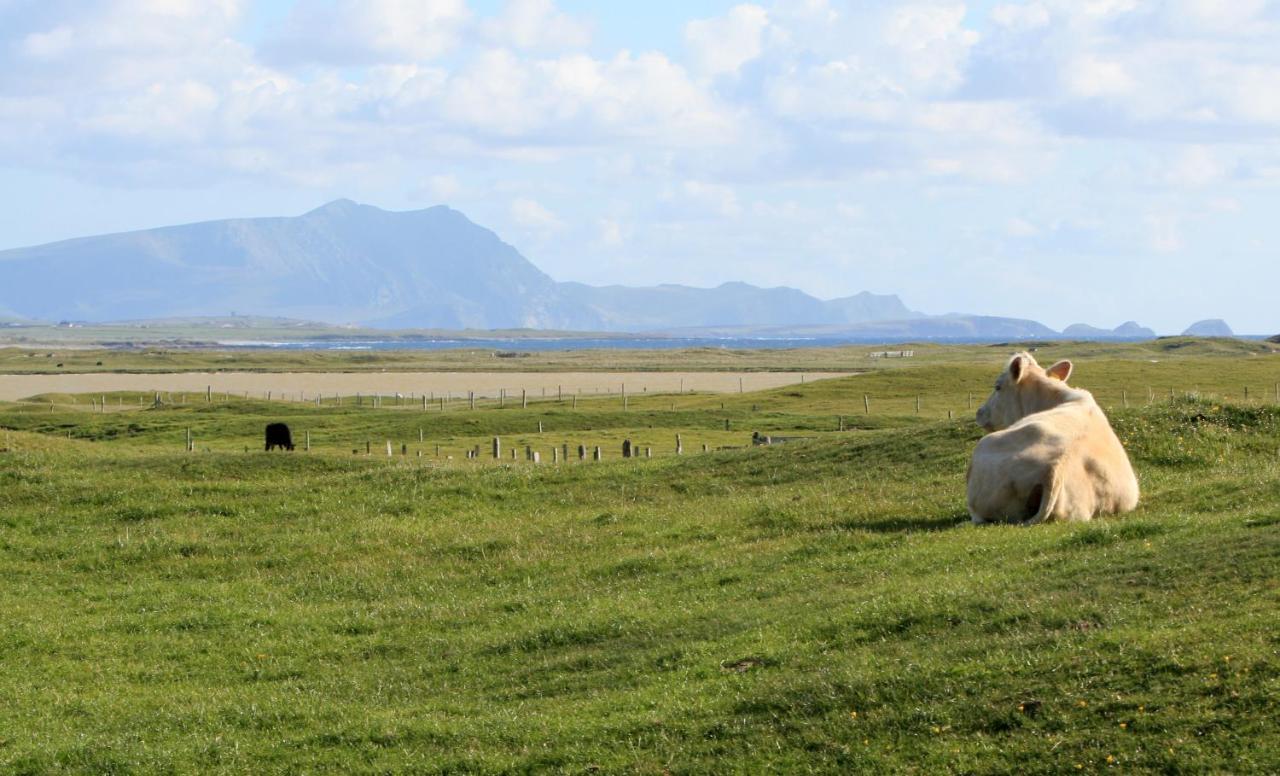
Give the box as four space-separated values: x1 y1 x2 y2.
832 513 968 534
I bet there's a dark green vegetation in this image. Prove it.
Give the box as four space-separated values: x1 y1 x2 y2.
1 345 1278 773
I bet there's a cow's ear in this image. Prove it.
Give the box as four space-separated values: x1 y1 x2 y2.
1009 354 1026 383
1046 360 1073 382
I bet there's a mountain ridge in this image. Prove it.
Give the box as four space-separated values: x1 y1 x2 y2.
0 199 919 332
0 200 1226 339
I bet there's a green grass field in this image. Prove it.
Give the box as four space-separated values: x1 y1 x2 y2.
1 343 1277 773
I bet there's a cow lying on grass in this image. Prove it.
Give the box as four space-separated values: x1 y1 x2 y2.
967 352 1139 524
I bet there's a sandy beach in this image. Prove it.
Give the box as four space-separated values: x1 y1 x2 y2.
0 371 846 403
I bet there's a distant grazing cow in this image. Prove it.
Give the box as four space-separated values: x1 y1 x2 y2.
265 423 294 452
967 353 1138 524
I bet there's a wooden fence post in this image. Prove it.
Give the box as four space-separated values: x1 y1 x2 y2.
915 396 921 414
186 428 192 453
493 437 501 459
593 446 602 461
522 389 527 409
676 434 683 455
469 391 475 410
538 421 543 433
864 395 870 414
622 439 632 458
386 441 393 457
305 431 311 452
578 444 586 461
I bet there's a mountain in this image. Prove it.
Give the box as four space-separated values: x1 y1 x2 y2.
1182 319 1234 337
0 200 565 328
1062 321 1157 340
660 314 1057 340
0 200 920 332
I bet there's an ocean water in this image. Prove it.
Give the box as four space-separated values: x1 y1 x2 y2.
216 336 974 352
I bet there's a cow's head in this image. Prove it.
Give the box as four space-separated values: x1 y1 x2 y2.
975 352 1073 432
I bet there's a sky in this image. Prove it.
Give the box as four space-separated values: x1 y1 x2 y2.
1 0 1278 334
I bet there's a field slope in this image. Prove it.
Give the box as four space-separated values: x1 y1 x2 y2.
0 362 1277 773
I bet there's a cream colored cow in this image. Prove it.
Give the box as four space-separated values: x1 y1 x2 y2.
967 352 1139 524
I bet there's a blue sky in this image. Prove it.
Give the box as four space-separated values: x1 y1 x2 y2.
1 0 1277 333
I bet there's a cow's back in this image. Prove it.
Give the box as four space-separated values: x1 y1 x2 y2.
968 400 1137 523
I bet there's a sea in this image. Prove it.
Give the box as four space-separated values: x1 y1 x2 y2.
215 336 1003 352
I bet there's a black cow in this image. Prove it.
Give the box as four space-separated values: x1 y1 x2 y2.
265 423 294 451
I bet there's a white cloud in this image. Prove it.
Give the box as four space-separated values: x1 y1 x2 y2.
676 181 742 217
991 3 1050 31
597 218 628 246
423 174 461 201
511 197 564 231
1165 146 1229 187
1145 213 1183 253
482 0 591 51
882 4 979 93
265 0 471 66
685 4 772 77
1063 55 1136 99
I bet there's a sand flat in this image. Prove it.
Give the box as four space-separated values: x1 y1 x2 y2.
0 371 847 402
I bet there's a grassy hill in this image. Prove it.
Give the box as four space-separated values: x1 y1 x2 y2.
0 357 1277 773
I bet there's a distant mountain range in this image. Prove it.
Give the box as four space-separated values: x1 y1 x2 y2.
0 200 1237 340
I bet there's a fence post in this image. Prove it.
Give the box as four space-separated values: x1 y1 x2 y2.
578 444 586 461
186 428 192 452
419 428 424 443
676 434 683 455
864 395 870 414
724 418 730 431
522 389 527 409
572 395 577 409
593 446 602 461
538 421 543 433
469 391 475 410
915 396 921 414
1122 390 1128 408
305 431 311 452
622 439 632 458
493 437 501 459
386 441 393 457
